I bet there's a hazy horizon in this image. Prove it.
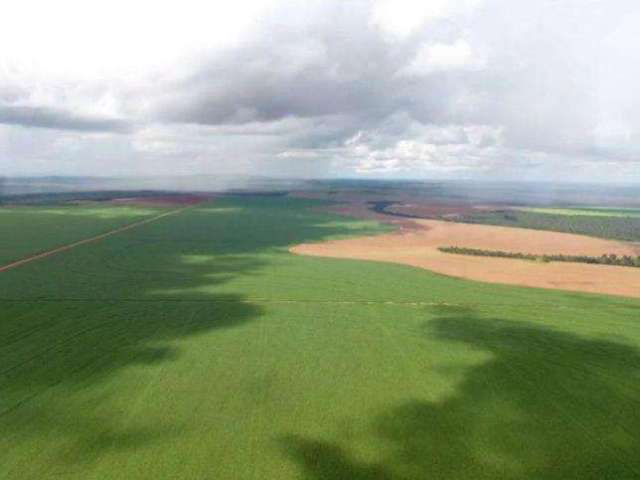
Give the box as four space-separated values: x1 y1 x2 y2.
3 175 640 208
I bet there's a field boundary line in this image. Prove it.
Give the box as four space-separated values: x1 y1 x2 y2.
0 297 636 311
0 206 191 273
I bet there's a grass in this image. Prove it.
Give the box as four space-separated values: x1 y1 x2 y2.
0 204 167 266
460 209 640 242
1 196 639 479
517 207 640 218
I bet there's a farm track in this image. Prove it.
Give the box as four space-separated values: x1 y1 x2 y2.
0 206 191 273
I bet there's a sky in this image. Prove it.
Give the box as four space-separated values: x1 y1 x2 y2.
1 0 639 183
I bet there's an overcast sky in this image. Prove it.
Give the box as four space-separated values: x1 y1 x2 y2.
1 0 639 182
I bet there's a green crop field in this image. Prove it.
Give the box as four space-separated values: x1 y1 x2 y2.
1 196 639 479
459 209 640 242
0 205 166 266
517 207 640 218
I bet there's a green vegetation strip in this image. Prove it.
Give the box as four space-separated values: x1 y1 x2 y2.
0 206 188 272
439 245 640 267
1 196 639 479
458 209 640 242
0 204 169 266
517 207 640 218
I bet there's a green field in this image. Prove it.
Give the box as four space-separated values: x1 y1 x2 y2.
1 196 640 479
517 207 640 218
460 209 640 242
0 205 165 265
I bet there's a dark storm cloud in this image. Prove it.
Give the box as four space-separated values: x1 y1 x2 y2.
0 105 132 133
157 1 416 126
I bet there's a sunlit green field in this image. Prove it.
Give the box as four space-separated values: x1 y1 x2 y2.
1 196 639 479
462 208 640 242
517 206 640 218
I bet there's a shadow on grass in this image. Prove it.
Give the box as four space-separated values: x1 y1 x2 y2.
559 292 640 313
282 312 640 479
282 436 398 480
0 258 262 468
0 196 388 467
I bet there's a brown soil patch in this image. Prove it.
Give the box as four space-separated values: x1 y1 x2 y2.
291 219 640 299
414 220 640 256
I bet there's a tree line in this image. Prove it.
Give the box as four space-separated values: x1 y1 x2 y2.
438 246 640 268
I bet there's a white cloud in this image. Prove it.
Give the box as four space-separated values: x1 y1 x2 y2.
371 0 482 37
1 0 639 183
0 0 274 80
400 39 482 75
337 124 504 175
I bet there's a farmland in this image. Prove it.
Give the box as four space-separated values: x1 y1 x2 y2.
0 205 167 266
516 207 640 218
458 209 640 242
438 245 640 268
293 217 640 298
1 195 640 479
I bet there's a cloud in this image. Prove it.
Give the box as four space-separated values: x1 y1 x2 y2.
371 0 482 37
154 3 403 125
399 39 482 76
0 105 131 133
279 120 507 177
0 0 639 182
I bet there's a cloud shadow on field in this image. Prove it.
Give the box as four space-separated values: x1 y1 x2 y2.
0 196 389 468
0 253 262 470
282 312 640 479
559 292 640 314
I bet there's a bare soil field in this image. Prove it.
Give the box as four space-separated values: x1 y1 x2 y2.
292 219 640 299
